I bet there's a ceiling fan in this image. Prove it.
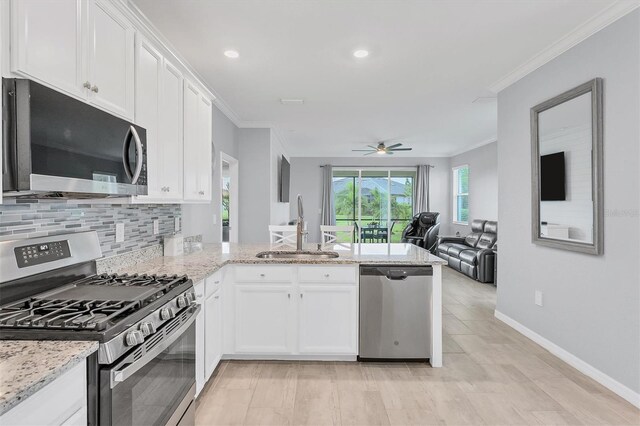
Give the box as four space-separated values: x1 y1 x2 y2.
352 142 413 155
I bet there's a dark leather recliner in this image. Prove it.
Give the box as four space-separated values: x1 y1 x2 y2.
437 219 497 283
401 212 441 253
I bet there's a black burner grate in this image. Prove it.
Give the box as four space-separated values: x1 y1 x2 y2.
0 273 188 331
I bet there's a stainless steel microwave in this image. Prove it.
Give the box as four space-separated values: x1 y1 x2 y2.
2 78 147 197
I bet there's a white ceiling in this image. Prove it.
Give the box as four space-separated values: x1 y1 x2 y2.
131 0 624 157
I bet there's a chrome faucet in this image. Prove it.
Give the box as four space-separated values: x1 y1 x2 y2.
296 194 305 251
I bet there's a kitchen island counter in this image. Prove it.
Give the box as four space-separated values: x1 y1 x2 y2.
106 242 446 283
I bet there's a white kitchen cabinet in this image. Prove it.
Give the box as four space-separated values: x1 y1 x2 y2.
183 79 212 202
204 287 223 378
0 360 87 425
194 280 206 397
298 285 358 354
10 0 84 98
234 284 294 354
134 35 163 199
228 265 358 358
158 59 184 201
86 0 134 119
10 0 134 119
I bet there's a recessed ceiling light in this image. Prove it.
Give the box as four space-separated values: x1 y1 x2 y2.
224 50 239 58
353 49 369 58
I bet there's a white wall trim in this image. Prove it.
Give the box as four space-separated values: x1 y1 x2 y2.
494 310 640 409
489 1 640 93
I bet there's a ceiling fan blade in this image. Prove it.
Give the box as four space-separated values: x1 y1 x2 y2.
352 149 374 152
364 151 377 156
390 148 413 151
386 143 403 149
386 151 395 155
367 145 379 150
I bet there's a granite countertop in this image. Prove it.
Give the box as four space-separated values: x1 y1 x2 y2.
113 242 446 283
0 340 98 415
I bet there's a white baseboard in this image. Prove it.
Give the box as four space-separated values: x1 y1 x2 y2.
222 353 357 362
494 310 640 409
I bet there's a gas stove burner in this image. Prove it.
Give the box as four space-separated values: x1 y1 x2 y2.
0 273 191 332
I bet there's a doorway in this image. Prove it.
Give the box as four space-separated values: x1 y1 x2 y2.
220 153 239 242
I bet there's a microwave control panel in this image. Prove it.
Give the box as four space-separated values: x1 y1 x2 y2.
14 240 71 268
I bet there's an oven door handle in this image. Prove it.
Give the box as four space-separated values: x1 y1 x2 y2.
122 125 143 185
110 305 200 389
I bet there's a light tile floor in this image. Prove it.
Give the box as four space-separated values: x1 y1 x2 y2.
196 267 640 425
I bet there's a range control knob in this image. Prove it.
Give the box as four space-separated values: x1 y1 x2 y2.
139 322 156 336
125 330 144 346
185 292 196 305
176 295 188 309
160 307 175 321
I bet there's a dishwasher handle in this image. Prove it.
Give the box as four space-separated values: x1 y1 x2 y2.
360 265 433 278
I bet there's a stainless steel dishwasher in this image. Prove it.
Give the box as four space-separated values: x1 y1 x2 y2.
359 265 432 361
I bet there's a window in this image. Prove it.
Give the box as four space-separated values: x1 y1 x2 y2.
452 165 469 224
332 169 415 243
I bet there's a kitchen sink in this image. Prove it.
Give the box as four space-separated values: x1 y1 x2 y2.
255 250 340 259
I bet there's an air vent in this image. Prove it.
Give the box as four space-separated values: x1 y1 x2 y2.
145 332 163 351
280 98 304 105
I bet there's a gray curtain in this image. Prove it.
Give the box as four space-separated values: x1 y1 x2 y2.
321 165 335 225
414 165 430 214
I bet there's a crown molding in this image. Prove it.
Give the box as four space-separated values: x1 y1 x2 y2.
447 137 497 157
489 1 640 93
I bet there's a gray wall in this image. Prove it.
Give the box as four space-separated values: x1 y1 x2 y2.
182 105 239 243
0 199 180 257
237 128 272 243
496 10 639 394
289 156 452 243
450 141 498 235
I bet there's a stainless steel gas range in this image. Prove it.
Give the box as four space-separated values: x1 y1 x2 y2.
0 231 198 426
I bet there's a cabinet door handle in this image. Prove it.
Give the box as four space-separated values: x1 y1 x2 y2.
300 293 303 299
214 295 219 299
287 293 290 298
259 273 265 277
83 81 91 89
214 280 220 284
324 274 330 278
199 191 205 195
91 85 99 93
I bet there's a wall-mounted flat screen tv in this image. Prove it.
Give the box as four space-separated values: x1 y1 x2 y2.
279 156 290 202
540 151 566 201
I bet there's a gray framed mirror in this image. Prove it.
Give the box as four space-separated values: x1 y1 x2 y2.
531 78 603 255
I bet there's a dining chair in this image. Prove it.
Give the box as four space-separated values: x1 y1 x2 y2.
268 225 297 248
320 225 354 248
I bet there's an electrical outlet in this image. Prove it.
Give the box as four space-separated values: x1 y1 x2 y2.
535 290 543 307
115 223 125 243
175 217 181 232
153 220 159 235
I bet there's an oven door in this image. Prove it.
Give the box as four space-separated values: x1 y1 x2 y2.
99 306 199 426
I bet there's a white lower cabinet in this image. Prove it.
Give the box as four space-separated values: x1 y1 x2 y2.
204 287 223 378
234 285 294 354
231 265 358 357
298 285 358 354
0 360 87 425
194 280 206 396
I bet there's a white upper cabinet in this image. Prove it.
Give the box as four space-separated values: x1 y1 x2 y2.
10 0 84 98
134 35 163 199
86 0 135 119
183 80 200 201
159 60 184 201
183 79 212 202
197 95 213 201
10 0 135 119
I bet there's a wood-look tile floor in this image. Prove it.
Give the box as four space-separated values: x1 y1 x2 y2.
195 267 640 425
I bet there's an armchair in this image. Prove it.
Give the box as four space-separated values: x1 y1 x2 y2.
401 212 441 253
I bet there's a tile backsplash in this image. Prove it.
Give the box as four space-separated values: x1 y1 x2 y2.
0 199 181 257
